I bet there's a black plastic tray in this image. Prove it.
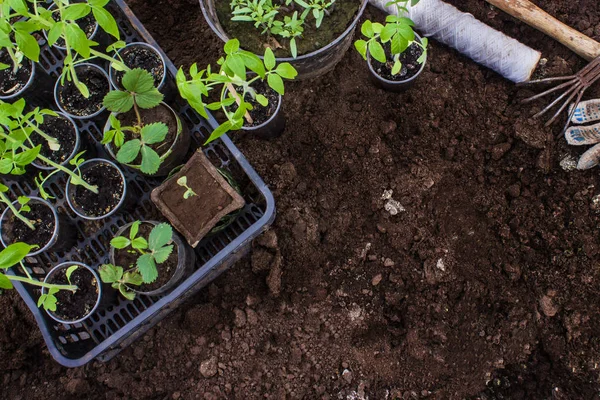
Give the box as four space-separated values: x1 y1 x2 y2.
5 0 275 367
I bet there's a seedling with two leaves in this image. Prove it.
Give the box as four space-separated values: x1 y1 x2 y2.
102 68 168 175
177 39 297 143
0 184 34 230
176 176 197 199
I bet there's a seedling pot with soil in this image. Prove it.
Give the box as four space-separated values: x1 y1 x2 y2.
30 112 81 171
42 262 102 325
151 150 246 247
109 42 167 90
367 33 427 93
0 56 55 106
0 197 76 256
43 2 102 52
66 158 132 220
55 63 110 120
199 0 368 80
104 102 191 176
109 221 195 296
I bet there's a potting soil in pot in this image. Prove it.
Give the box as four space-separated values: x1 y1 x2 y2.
113 46 165 87
72 163 124 217
47 266 99 321
30 115 77 166
4 203 54 249
0 52 31 97
231 80 279 127
370 41 424 81
114 223 178 292
215 0 361 57
57 67 109 117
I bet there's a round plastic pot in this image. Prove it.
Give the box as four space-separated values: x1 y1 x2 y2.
367 34 427 93
0 197 76 256
109 220 195 297
42 262 102 325
31 112 81 171
66 158 132 221
104 102 191 177
0 60 54 107
199 0 368 80
54 63 110 121
108 42 167 91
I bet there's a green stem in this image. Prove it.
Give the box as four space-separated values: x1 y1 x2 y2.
8 275 77 292
19 262 32 280
89 49 130 72
0 191 35 230
24 120 60 148
132 101 143 128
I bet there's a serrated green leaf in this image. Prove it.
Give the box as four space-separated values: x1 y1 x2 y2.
135 90 163 109
119 284 136 300
110 236 131 249
141 122 168 145
103 90 133 113
136 253 158 283
99 264 123 284
116 139 141 164
153 244 173 264
124 271 143 286
139 146 161 174
148 223 173 250
122 68 155 93
131 237 148 250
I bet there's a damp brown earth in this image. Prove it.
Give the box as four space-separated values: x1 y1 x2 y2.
2 0 600 399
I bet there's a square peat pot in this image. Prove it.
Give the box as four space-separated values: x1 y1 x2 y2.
5 0 275 368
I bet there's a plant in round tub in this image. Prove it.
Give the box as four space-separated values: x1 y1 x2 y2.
102 68 190 176
99 220 195 298
354 0 427 91
177 39 297 142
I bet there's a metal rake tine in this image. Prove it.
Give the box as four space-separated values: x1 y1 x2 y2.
545 86 582 126
521 78 578 103
557 90 585 138
518 74 576 86
533 83 581 118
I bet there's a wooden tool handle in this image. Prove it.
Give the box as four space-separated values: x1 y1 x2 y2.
485 0 600 61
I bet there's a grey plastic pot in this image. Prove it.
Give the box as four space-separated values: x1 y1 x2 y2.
108 42 167 91
0 60 55 106
42 262 102 325
367 33 427 93
31 112 81 171
0 197 76 256
109 221 195 297
54 63 110 120
104 102 191 176
199 0 368 80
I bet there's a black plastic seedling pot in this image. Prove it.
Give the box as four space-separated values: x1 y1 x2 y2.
367 33 427 93
108 42 167 90
30 112 81 171
54 63 110 121
0 60 55 107
0 197 76 256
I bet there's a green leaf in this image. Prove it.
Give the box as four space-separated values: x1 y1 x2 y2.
369 41 387 64
14 31 40 62
290 38 298 59
65 265 78 283
65 23 91 58
380 24 395 43
9 0 28 15
47 22 64 46
75 81 90 98
275 63 297 79
153 244 173 264
122 68 156 93
139 146 161 175
131 237 148 250
361 20 374 38
123 271 143 286
41 293 57 312
391 59 402 75
92 7 120 39
135 90 163 109
119 284 136 300
17 196 29 206
354 40 368 59
136 253 158 283
205 120 232 144
110 236 131 249
256 94 268 107
267 73 284 95
264 47 276 71
63 3 91 20
0 243 33 269
141 122 168 145
129 221 140 240
224 39 240 55
148 223 173 250
103 91 134 113
116 139 142 164
14 145 40 167
0 273 13 289
226 54 246 79
99 264 123 284
239 51 265 78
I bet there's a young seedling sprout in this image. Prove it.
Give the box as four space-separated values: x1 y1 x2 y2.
101 222 174 299
102 68 168 175
0 185 34 230
354 0 427 76
177 39 297 143
176 176 197 199
0 242 78 312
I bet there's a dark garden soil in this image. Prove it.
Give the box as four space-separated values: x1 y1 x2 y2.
3 0 600 399
113 45 165 88
30 115 77 166
4 202 54 250
0 52 31 97
232 79 279 127
57 65 109 117
47 266 99 322
71 162 123 217
114 223 178 292
371 40 424 81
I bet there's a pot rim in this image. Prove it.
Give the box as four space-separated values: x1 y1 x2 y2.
65 158 127 221
109 220 187 296
367 32 427 86
0 58 35 100
31 111 81 171
199 0 368 62
108 42 167 90
54 63 110 120
0 196 59 257
42 261 102 325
